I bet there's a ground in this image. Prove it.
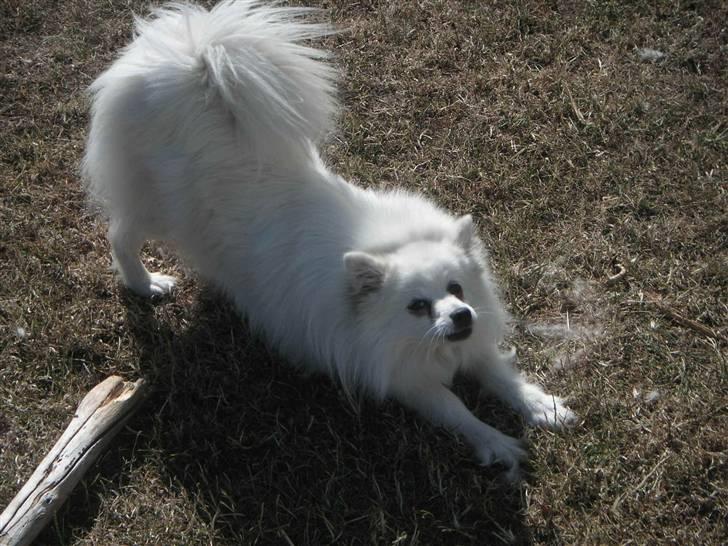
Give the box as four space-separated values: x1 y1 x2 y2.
1 0 726 544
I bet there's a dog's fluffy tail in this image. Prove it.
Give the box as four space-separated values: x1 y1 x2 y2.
93 1 338 157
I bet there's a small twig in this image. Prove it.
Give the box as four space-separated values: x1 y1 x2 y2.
611 453 669 514
606 263 627 286
637 292 726 343
650 295 724 342
565 85 587 124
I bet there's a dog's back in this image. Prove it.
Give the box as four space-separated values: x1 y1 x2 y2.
81 0 372 375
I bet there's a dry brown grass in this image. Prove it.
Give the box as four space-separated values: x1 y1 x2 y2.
1 0 726 544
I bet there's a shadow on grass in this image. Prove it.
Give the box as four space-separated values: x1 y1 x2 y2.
55 288 533 544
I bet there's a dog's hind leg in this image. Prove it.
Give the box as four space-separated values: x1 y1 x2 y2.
108 221 177 297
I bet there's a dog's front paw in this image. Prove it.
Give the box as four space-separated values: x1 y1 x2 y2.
147 273 177 296
523 386 577 430
475 433 527 480
128 273 177 298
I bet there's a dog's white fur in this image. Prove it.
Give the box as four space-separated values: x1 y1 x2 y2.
84 0 575 478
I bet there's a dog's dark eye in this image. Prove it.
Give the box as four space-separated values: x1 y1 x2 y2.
407 298 431 316
447 281 464 300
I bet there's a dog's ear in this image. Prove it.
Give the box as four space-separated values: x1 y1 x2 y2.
344 251 386 296
454 214 474 250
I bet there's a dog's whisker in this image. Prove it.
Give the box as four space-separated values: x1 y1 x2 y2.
415 329 432 355
470 306 497 316
414 323 440 353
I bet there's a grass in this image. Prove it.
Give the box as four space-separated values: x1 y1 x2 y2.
1 0 726 544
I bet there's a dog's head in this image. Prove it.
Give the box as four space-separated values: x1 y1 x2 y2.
344 215 500 352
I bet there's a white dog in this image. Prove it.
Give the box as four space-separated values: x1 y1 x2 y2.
83 0 575 478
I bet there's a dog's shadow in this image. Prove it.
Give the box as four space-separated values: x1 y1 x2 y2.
121 286 533 544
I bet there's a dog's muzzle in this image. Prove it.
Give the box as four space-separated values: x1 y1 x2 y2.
446 308 473 342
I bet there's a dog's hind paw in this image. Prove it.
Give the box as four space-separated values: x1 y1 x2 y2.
127 273 177 298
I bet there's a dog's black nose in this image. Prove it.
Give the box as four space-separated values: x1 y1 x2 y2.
450 308 472 329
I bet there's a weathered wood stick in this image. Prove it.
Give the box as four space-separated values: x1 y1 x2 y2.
0 376 146 546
